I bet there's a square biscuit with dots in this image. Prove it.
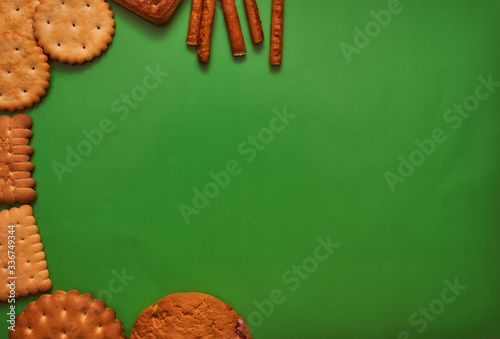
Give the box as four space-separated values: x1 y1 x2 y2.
9 290 127 338
0 205 52 302
33 0 115 64
0 114 37 204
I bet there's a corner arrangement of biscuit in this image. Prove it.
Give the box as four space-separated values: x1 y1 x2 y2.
1 0 284 338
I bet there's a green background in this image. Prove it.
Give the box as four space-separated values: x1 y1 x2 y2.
1 0 500 338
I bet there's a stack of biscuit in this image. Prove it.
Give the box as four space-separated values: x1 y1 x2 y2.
0 0 119 336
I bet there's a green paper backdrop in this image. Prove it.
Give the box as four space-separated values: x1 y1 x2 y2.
1 0 500 338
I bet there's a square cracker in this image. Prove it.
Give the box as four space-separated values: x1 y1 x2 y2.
0 0 40 40
0 114 36 204
0 205 52 301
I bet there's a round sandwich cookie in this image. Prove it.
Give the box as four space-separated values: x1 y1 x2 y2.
33 0 115 64
9 290 127 339
130 292 252 339
0 32 50 112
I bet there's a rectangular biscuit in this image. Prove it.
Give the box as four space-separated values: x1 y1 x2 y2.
0 114 36 204
0 205 52 301
111 0 182 25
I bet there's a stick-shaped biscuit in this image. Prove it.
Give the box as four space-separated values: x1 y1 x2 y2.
0 114 36 204
270 0 284 66
221 0 246 56
243 0 264 44
187 0 203 45
0 205 52 301
197 0 216 63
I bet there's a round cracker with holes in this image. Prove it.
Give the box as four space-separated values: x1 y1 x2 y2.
0 0 40 39
9 290 127 339
33 0 115 64
0 32 50 113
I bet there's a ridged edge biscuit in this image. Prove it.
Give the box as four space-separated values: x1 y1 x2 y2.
0 205 51 301
0 32 50 112
33 0 115 64
0 114 36 204
9 290 127 338
112 0 182 25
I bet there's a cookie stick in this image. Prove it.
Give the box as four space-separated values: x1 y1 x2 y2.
221 0 246 56
243 0 264 44
197 0 216 63
270 0 284 66
186 0 203 45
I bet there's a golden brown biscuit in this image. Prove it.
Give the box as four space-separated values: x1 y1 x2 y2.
242 0 264 44
0 114 36 204
9 290 127 339
186 0 203 46
270 0 284 66
0 0 40 39
221 0 246 56
197 0 216 63
33 0 115 64
112 0 182 25
0 32 50 112
0 205 51 301
130 292 252 339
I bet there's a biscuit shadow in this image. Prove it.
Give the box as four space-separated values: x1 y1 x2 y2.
253 41 265 54
110 0 188 40
233 54 246 64
197 59 210 73
49 43 112 75
0 202 23 211
270 64 282 73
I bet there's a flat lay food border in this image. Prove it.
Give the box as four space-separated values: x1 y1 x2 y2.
1 0 500 338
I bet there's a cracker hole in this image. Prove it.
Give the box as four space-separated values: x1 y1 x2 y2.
23 90 27 93
47 20 50 24
58 43 61 47
27 260 30 263
97 26 100 30
82 46 86 49
87 3 90 7
32 67 35 70
73 23 75 27
99 324 102 327
16 8 20 11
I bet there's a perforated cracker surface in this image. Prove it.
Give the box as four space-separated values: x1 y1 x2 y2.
0 33 50 112
0 0 40 39
0 114 36 204
0 205 51 301
9 290 127 338
33 0 115 64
